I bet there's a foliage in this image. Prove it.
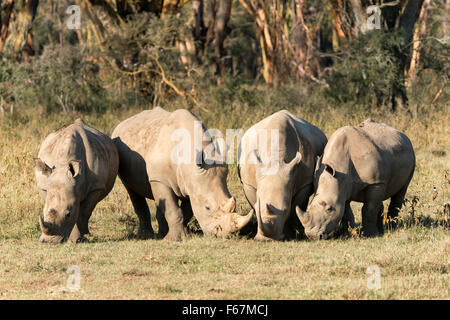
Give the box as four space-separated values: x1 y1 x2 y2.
324 30 406 106
0 0 448 114
7 44 112 113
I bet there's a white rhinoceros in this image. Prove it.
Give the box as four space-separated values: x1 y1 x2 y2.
297 119 415 240
111 107 253 241
238 110 328 240
35 119 119 243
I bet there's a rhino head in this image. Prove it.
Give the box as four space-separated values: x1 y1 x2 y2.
252 151 302 241
296 163 346 240
184 154 253 238
35 158 84 244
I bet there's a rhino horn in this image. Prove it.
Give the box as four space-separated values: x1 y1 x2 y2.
39 215 53 235
231 209 254 232
295 206 310 226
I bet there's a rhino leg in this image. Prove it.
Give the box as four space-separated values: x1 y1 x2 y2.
180 199 193 228
288 184 314 239
387 184 409 231
69 190 102 243
242 183 257 210
125 186 154 238
342 202 356 229
376 204 384 235
361 184 385 237
151 182 187 241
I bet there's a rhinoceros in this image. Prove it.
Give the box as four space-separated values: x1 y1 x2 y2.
111 107 253 241
237 110 327 240
297 119 415 240
35 119 119 243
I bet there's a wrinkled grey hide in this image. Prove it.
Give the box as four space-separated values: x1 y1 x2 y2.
297 119 415 240
238 110 327 240
35 119 119 244
111 107 253 241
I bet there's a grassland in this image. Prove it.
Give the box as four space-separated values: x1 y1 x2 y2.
0 103 448 299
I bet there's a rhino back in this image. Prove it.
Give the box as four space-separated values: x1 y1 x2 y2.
323 120 415 193
78 123 119 197
239 110 326 190
111 108 168 197
111 108 203 196
38 121 118 198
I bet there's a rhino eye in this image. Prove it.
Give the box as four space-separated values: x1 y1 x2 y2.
205 206 211 211
326 206 335 213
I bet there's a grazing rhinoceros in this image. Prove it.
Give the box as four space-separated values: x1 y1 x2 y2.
296 119 415 240
237 110 327 241
111 107 253 241
35 119 119 243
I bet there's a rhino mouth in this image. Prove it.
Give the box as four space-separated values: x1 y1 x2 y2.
254 200 285 241
39 233 65 244
305 232 328 241
39 215 70 243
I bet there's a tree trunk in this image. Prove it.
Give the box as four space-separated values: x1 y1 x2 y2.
214 0 232 75
349 0 369 36
2 0 39 60
191 0 207 64
406 0 430 87
391 0 425 111
0 0 15 54
239 0 278 84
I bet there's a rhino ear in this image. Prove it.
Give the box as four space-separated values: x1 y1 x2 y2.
35 158 52 177
324 163 335 177
220 197 236 213
285 152 302 171
68 160 81 178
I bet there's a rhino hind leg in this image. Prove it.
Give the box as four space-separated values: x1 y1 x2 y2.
387 183 409 231
126 186 154 238
151 182 187 241
361 184 386 237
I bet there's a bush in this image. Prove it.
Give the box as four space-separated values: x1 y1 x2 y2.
14 44 114 113
324 30 405 107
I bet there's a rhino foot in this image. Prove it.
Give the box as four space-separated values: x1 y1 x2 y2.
163 227 187 241
137 227 154 239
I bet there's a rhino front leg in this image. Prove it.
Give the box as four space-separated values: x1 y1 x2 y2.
289 184 314 239
180 199 193 228
342 202 356 229
361 184 385 237
70 190 102 243
151 182 187 241
376 203 384 235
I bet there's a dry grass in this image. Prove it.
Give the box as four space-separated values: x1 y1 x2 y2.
0 103 448 299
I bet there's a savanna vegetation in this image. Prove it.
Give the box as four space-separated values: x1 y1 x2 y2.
0 0 448 299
